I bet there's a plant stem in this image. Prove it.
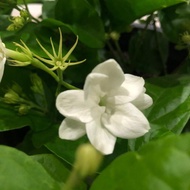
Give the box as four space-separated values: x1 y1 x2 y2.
63 169 80 190
32 58 59 82
56 69 63 96
61 80 78 90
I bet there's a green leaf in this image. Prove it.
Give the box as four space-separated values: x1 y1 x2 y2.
104 0 186 30
32 154 87 190
91 133 190 190
45 136 87 166
0 104 31 131
55 0 105 48
0 65 56 133
128 75 190 150
146 75 190 134
31 154 69 183
0 145 60 190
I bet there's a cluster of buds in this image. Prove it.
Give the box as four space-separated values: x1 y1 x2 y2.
7 9 30 31
2 83 31 115
1 76 47 115
0 28 85 114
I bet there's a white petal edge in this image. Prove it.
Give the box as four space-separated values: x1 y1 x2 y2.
59 118 86 140
121 74 145 101
103 103 150 139
0 57 5 82
84 73 108 104
86 118 116 155
0 38 6 82
56 90 92 123
132 93 153 110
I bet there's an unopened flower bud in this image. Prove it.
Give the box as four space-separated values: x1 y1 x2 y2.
14 17 24 27
18 104 31 115
182 33 190 45
7 24 16 31
74 143 103 178
110 31 120 41
3 89 21 104
5 42 32 67
20 10 29 18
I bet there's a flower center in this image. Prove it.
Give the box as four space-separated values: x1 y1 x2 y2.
99 96 106 107
98 95 113 116
56 60 62 66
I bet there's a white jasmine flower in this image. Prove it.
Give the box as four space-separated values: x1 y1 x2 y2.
56 59 153 155
0 38 6 82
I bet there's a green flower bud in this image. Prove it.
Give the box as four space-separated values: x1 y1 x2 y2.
20 10 29 19
74 143 103 178
14 17 25 27
18 104 31 115
7 24 16 31
5 41 32 66
3 89 21 104
110 31 120 41
181 33 190 45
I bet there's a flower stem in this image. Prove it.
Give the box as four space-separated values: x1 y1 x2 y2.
61 80 78 90
32 58 59 82
56 69 63 96
63 169 80 190
32 59 78 90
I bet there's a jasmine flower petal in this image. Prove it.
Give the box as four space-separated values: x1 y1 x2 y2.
84 73 108 104
56 90 92 122
121 74 145 101
132 93 153 110
86 118 116 155
103 103 150 139
59 118 86 140
0 38 6 82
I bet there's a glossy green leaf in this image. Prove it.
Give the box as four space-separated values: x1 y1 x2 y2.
146 75 190 134
91 133 190 190
31 154 69 183
0 146 60 190
0 104 31 131
55 0 105 48
32 154 87 190
104 0 186 30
